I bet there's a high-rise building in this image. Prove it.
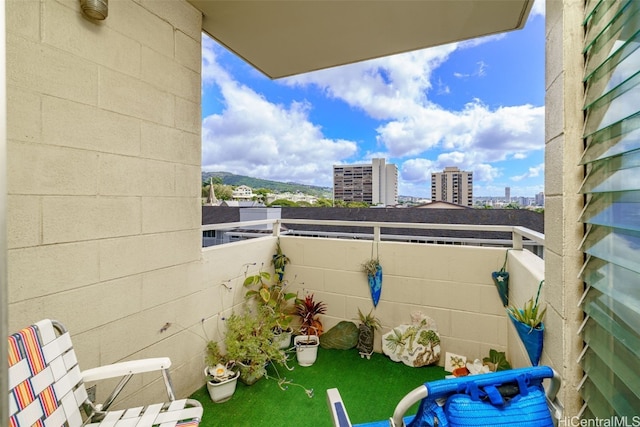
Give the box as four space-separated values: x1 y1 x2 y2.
505 187 511 202
333 158 398 206
431 167 473 207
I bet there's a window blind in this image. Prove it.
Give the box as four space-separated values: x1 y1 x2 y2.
580 0 640 417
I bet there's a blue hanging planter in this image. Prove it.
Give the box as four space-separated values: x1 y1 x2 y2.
508 311 544 366
367 264 383 307
491 270 509 307
507 280 546 366
491 250 510 306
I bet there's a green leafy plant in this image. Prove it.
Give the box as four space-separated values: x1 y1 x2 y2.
205 340 228 368
222 306 313 397
243 270 296 332
482 349 512 372
204 341 237 383
271 239 290 279
356 308 381 330
223 306 287 383
507 296 547 329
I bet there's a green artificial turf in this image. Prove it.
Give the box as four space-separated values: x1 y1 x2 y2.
191 347 445 427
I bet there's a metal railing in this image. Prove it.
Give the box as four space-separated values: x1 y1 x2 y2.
202 219 545 252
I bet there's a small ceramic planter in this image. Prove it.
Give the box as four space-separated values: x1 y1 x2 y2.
294 335 319 367
357 324 375 359
205 369 239 403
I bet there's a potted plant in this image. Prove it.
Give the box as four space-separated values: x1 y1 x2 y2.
355 308 381 358
271 239 290 281
244 269 297 349
293 294 326 366
204 341 239 403
506 280 546 366
223 306 288 385
295 293 327 336
482 349 512 372
213 304 315 397
362 258 383 307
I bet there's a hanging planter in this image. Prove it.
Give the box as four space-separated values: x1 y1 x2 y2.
491 249 510 307
362 241 383 307
362 258 382 307
271 239 290 282
507 280 546 366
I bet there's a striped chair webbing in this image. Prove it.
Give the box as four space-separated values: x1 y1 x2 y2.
85 399 203 427
8 319 88 427
9 320 203 427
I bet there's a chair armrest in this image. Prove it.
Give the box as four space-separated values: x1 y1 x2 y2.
327 388 353 427
82 357 172 382
391 385 427 427
82 357 175 412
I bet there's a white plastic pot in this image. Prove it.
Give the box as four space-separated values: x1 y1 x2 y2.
205 368 239 403
273 329 293 350
294 335 319 367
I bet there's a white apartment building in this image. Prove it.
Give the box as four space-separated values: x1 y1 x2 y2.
231 185 254 200
333 158 398 206
431 167 473 207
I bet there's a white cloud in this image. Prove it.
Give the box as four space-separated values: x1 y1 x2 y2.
201 37 357 187
281 44 544 189
530 0 546 17
401 158 437 182
202 37 233 88
283 45 457 120
453 61 488 79
375 101 544 164
512 163 545 182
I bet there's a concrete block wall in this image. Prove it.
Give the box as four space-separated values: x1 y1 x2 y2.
278 236 511 365
6 0 205 405
199 237 279 349
544 0 586 416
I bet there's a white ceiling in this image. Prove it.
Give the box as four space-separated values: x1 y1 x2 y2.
188 1 534 79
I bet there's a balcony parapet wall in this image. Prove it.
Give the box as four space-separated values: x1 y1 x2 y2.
202 228 545 368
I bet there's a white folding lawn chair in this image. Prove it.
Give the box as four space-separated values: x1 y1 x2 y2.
8 319 203 427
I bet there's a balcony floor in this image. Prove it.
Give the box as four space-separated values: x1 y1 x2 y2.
191 347 446 426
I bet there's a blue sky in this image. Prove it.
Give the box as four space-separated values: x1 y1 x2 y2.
201 1 546 198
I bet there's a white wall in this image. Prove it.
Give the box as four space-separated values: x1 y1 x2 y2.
278 236 511 364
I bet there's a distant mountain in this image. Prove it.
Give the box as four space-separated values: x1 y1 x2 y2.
202 171 332 198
